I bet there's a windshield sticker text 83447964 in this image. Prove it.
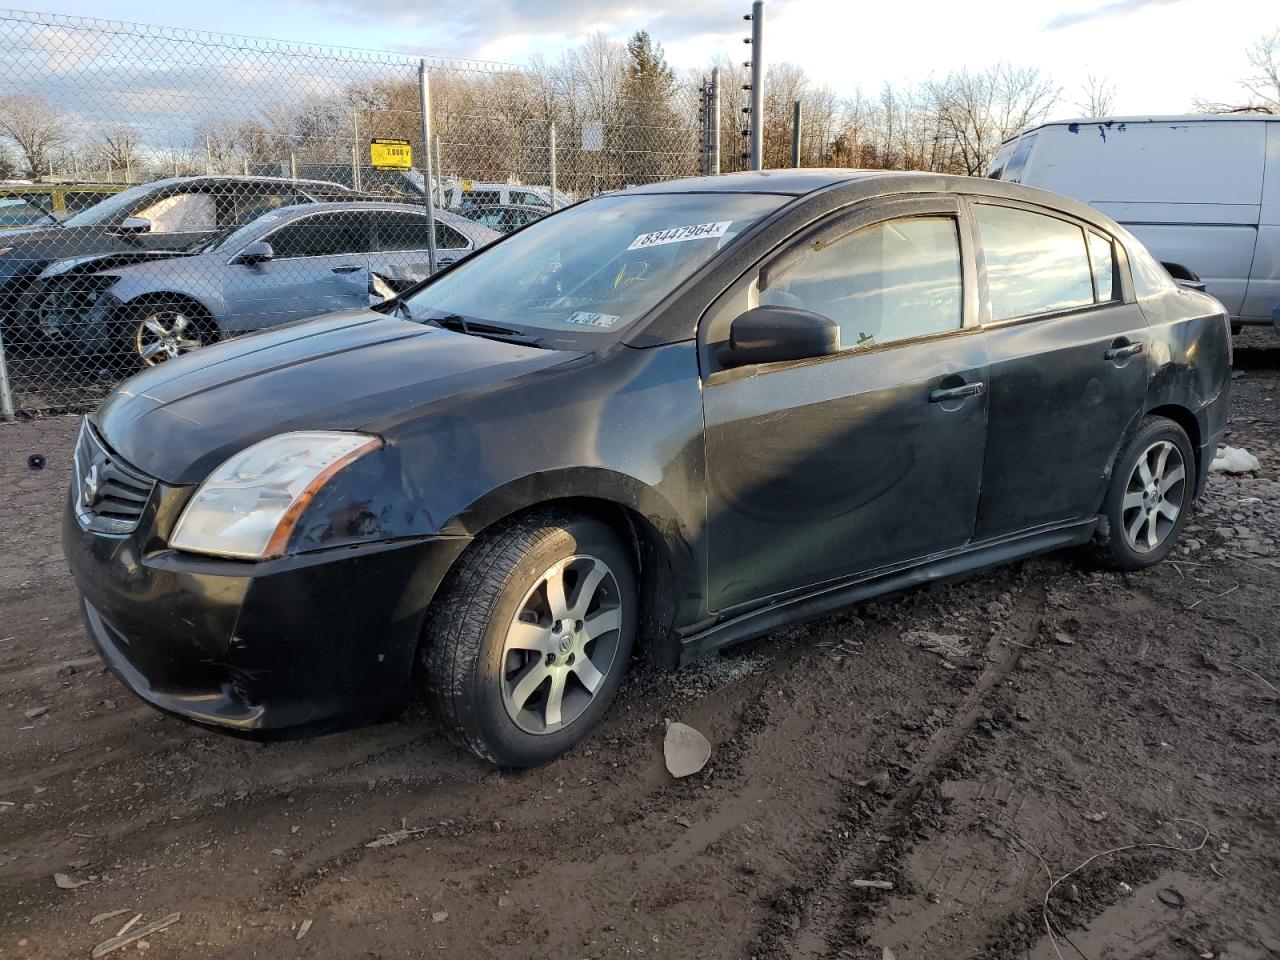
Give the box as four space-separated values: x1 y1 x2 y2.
627 220 732 252
564 311 620 328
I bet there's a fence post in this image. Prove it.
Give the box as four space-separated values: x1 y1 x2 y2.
0 330 15 421
549 122 558 210
434 134 443 195
351 108 362 192
748 0 764 171
417 60 439 275
710 67 722 175
791 100 802 168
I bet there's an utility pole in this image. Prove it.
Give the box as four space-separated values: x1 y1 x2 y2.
710 67 721 175
744 1 764 171
791 100 802 167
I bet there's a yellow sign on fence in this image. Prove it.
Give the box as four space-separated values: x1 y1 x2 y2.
369 139 412 170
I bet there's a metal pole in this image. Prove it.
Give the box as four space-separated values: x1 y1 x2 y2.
351 108 361 193
417 60 439 275
791 100 802 168
0 330 15 420
433 133 442 199
749 1 764 171
289 149 297 181
711 67 722 175
548 122 558 210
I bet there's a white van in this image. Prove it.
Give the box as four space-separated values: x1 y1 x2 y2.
988 115 1280 332
436 180 571 211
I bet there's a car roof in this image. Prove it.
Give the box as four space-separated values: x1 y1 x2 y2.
1002 113 1280 144
142 175 353 191
255 201 477 226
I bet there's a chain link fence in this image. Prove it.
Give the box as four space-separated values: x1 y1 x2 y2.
0 9 703 416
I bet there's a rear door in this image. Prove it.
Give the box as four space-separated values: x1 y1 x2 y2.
1242 120 1280 321
223 210 373 331
969 198 1149 540
371 211 473 289
700 195 988 611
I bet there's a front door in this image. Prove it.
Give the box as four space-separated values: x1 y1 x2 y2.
225 211 373 332
701 197 989 612
969 200 1150 539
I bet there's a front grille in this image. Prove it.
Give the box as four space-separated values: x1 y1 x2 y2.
73 419 156 535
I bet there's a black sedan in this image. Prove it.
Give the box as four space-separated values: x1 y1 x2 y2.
63 170 1231 767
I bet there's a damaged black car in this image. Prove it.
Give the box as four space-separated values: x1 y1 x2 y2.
63 170 1231 767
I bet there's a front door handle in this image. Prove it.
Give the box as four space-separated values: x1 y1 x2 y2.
331 264 362 274
929 381 985 403
1105 341 1144 362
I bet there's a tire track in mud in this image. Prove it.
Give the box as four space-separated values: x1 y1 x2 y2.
749 584 1048 960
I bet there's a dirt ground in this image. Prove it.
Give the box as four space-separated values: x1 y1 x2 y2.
1 334 1278 960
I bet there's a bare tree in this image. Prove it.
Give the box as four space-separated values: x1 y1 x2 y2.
1074 74 1117 118
0 94 68 179
91 125 142 181
928 65 1059 176
1243 28 1280 113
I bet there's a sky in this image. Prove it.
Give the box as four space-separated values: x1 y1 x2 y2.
36 0 1280 117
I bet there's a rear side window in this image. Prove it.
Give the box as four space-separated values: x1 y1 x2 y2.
376 211 431 251
270 213 371 258
65 191 112 213
1088 232 1116 302
975 205 1094 321
760 216 963 350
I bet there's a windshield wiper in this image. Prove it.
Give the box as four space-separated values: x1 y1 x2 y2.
429 313 549 348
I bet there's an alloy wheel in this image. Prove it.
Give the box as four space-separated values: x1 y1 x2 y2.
134 310 204 365
500 554 623 735
1121 439 1186 553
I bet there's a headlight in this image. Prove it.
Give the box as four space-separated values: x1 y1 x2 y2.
170 431 381 559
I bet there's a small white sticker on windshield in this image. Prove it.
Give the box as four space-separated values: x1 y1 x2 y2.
627 220 732 251
565 311 620 328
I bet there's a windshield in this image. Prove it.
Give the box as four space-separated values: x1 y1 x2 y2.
62 182 163 227
404 191 786 345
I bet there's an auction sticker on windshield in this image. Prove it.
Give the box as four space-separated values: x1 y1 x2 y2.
565 311 620 328
627 221 732 251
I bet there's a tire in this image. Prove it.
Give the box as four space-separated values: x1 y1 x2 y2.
1096 416 1195 571
422 509 637 767
120 299 216 370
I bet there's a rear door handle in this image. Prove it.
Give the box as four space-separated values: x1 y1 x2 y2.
1105 342 1144 361
928 381 985 403
331 264 361 274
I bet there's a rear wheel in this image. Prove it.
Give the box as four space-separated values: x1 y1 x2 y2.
422 509 636 767
1096 416 1194 570
124 300 215 368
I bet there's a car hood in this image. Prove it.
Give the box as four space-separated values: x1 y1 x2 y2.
40 249 192 280
94 308 585 485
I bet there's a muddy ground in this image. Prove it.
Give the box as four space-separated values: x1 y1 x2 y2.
1 334 1277 960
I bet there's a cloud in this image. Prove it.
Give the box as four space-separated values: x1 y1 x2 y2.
1044 0 1190 31
302 0 765 59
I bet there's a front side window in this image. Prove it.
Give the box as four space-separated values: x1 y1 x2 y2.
136 192 217 234
975 205 1094 321
269 212 371 258
405 191 785 346
759 216 963 351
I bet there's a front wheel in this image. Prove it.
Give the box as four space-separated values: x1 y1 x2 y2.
422 510 636 767
125 301 215 368
1096 416 1195 570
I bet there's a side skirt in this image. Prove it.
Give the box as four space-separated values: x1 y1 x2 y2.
677 519 1097 663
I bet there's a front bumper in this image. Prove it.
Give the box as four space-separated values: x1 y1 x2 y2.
63 479 468 734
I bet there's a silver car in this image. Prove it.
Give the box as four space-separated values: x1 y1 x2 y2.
34 202 498 366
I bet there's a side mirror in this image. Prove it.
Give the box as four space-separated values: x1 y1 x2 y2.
719 305 841 367
232 240 275 265
117 216 151 234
